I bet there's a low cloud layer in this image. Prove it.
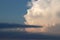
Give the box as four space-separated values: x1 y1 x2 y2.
24 0 60 34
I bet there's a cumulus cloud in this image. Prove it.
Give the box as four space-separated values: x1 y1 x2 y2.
24 0 60 34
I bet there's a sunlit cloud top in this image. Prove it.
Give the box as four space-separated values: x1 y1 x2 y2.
24 0 60 34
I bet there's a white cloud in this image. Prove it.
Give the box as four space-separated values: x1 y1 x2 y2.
24 0 60 34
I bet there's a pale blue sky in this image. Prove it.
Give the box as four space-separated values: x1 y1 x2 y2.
0 0 30 24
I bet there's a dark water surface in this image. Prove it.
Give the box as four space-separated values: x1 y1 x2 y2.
0 31 60 40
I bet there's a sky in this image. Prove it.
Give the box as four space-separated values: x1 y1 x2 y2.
0 0 60 34
0 0 28 24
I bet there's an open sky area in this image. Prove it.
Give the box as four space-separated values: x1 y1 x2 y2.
0 0 29 24
0 0 60 35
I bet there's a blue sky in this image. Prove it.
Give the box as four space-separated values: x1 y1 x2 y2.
0 0 29 24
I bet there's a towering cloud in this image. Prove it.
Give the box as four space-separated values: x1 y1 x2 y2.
24 0 60 34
